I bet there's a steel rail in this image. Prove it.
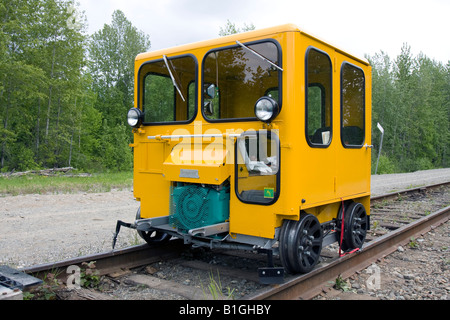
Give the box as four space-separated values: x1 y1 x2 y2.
23 240 186 278
247 204 450 300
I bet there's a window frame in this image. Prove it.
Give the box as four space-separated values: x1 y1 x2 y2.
234 130 281 206
340 61 366 149
201 39 283 123
137 53 198 126
305 47 333 148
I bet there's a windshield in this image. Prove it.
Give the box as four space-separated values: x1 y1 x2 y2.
202 40 281 121
139 55 196 124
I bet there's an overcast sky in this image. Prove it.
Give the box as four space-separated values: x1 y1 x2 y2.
76 0 450 63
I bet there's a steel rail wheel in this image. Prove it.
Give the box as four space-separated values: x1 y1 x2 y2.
136 208 171 245
279 213 323 274
139 229 171 244
338 202 368 251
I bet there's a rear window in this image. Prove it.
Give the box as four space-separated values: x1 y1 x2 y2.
341 62 365 147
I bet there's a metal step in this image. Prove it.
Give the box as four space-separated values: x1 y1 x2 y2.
0 265 43 300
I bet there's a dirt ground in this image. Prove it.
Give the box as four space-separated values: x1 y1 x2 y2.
1 168 449 269
0 190 140 268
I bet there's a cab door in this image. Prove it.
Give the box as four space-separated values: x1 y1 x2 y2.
336 61 371 197
302 47 335 204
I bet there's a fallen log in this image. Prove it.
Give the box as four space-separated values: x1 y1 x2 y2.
2 167 75 177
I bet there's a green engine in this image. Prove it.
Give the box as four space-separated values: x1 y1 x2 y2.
169 184 230 233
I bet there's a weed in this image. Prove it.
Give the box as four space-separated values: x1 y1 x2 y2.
200 270 235 300
129 231 143 246
331 274 352 292
26 272 63 300
22 291 35 300
408 237 419 249
80 261 101 288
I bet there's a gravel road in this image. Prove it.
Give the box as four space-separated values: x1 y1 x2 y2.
1 168 449 269
1 190 139 268
371 168 450 196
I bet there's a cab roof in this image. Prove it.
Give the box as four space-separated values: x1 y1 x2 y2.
135 23 369 65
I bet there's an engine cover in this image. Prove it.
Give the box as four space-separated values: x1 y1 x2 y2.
170 184 230 233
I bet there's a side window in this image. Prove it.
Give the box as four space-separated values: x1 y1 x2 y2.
341 62 365 148
236 130 280 205
306 48 332 147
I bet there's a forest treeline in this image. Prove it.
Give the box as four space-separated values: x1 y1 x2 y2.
0 0 149 172
1 1 448 174
368 45 449 173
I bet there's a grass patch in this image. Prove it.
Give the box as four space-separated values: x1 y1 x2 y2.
0 171 133 196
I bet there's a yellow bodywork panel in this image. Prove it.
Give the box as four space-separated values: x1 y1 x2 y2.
163 141 231 185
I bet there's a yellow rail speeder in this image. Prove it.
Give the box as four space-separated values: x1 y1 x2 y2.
115 24 372 283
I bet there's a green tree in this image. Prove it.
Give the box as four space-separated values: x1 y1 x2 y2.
31 0 89 168
368 44 449 173
88 10 150 171
89 10 150 125
0 0 48 170
219 19 255 36
367 51 398 172
0 0 99 172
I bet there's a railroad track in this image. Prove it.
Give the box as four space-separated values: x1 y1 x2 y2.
20 182 450 300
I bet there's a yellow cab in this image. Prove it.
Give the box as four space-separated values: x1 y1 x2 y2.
114 24 372 283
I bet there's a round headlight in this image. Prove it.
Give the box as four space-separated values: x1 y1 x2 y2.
254 97 279 122
127 108 143 127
